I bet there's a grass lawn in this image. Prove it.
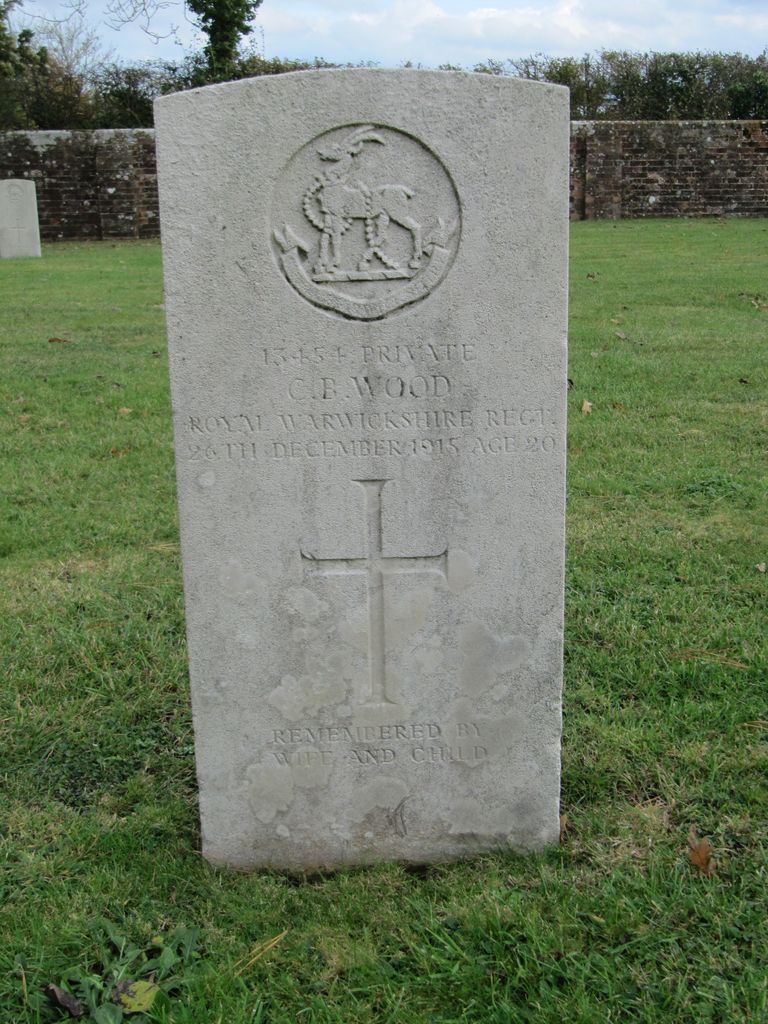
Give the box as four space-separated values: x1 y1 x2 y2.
1 219 766 1023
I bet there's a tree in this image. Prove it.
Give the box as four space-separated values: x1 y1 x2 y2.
186 0 261 78
0 0 51 127
17 0 263 80
30 11 114 82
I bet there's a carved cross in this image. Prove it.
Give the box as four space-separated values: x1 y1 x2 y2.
301 479 447 705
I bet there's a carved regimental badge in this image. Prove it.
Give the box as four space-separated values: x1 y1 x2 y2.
272 124 461 320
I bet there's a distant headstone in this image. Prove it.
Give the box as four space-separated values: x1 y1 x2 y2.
155 70 569 870
0 179 41 259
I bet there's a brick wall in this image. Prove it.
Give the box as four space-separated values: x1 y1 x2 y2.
0 129 158 241
570 120 768 220
2 121 767 239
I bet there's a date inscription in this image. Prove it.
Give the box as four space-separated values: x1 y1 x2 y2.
182 407 560 462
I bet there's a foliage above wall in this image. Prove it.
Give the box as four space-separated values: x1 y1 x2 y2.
1 9 768 133
481 51 768 121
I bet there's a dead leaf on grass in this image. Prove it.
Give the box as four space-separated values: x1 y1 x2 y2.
687 827 716 876
614 331 628 340
109 446 131 458
48 337 72 344
738 292 768 311
586 272 597 280
118 407 132 416
113 978 159 1014
739 378 750 385
581 399 593 415
559 814 568 843
42 984 83 1018
611 401 626 411
756 563 766 573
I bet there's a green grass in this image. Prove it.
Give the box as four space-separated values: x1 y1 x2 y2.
1 221 767 1022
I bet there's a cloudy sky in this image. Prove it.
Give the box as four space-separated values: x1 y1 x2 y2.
22 0 768 66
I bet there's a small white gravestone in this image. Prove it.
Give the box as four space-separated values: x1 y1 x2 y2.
0 179 41 259
155 70 569 870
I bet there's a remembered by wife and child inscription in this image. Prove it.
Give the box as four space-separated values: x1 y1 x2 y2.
155 70 569 869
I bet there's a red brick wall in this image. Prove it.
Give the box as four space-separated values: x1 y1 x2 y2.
570 120 768 220
0 129 158 241
2 122 767 239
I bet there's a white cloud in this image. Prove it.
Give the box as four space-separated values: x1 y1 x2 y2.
19 0 768 64
257 0 768 65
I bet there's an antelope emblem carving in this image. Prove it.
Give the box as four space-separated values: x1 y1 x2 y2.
302 126 423 279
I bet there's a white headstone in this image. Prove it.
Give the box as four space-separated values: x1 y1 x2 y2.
0 179 41 259
155 70 569 870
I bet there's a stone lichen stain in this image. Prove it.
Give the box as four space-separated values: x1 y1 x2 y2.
268 651 351 720
283 585 323 621
245 760 294 824
344 777 411 842
339 585 434 654
221 559 263 600
267 586 355 719
245 750 333 825
459 620 532 695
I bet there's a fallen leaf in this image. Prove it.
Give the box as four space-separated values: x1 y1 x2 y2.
559 814 568 843
151 350 161 358
615 331 628 340
118 407 132 416
591 350 599 357
581 399 593 415
687 827 716 876
739 378 750 385
48 337 71 344
42 984 84 1018
113 978 159 1014
18 413 31 424
109 446 131 457
611 401 626 411
756 563 766 573
586 272 596 280
610 317 624 325
739 291 768 311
